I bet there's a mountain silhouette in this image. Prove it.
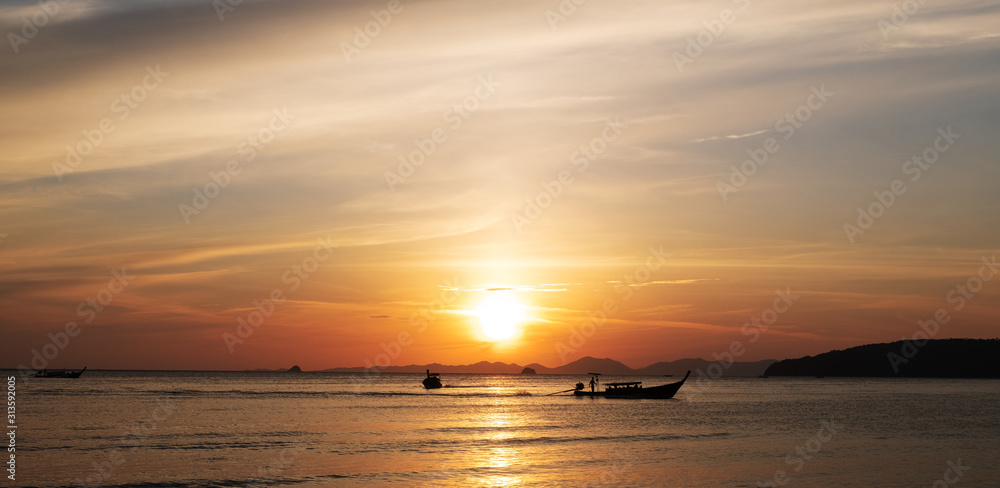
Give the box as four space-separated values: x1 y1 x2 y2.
321 355 775 376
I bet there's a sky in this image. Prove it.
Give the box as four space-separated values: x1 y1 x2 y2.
1 0 999 371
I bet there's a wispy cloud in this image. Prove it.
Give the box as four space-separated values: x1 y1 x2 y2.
690 129 769 143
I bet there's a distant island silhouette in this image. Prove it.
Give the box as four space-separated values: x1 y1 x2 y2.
320 356 777 377
764 338 1000 378
237 340 999 378
239 340 999 378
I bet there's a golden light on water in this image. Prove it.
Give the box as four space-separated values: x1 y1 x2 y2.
480 406 522 486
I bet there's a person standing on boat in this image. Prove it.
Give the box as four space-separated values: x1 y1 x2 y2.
589 376 596 392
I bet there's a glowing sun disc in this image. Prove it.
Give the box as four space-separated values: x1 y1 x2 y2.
474 292 527 341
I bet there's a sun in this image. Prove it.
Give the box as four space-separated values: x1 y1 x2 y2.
473 292 527 341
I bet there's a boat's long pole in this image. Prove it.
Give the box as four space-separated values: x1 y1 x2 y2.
545 389 576 396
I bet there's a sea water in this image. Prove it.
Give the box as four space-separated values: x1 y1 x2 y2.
8 370 999 487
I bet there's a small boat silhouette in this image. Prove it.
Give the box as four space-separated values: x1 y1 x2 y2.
422 370 442 389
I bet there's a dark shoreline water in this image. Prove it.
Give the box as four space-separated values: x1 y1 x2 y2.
7 371 999 487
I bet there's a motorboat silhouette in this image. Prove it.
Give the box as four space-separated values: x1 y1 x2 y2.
422 370 442 389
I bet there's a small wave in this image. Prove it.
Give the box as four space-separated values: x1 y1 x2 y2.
394 430 733 452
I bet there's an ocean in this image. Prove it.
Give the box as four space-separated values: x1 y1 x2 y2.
8 370 999 487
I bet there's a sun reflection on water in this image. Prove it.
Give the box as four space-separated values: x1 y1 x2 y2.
476 402 523 486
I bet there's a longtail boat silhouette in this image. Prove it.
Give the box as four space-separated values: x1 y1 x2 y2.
32 367 87 378
573 371 689 399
